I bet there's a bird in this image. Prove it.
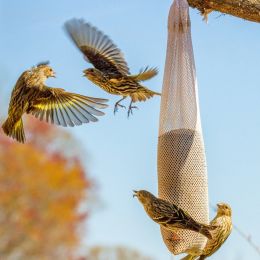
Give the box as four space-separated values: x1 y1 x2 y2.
181 203 232 260
133 190 216 240
64 18 160 117
2 62 108 143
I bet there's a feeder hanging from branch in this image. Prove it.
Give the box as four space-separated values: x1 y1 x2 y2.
157 0 209 256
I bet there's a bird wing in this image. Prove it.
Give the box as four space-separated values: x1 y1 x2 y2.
28 87 108 127
153 200 188 228
64 19 130 76
129 67 158 82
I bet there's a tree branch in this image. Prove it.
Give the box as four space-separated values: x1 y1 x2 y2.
187 0 260 23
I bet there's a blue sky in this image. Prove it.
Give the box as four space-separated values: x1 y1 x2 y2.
1 0 260 259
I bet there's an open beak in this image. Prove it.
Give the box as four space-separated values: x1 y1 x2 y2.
51 72 56 78
133 190 138 198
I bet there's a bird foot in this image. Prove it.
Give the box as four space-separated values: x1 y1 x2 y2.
127 105 138 117
114 103 126 114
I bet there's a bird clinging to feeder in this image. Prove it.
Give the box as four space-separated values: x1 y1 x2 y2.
133 190 216 240
181 203 232 260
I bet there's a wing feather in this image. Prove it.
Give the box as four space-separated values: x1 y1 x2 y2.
29 87 108 127
64 18 129 76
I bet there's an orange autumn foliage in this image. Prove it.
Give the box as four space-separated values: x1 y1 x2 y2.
0 116 91 259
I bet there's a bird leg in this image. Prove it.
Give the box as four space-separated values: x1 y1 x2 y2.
114 97 127 114
127 100 138 117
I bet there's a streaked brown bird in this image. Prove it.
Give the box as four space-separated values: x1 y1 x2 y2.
181 203 232 260
2 63 108 143
64 18 160 117
133 190 216 240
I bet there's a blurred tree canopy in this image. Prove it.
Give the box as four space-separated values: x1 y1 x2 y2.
0 116 92 259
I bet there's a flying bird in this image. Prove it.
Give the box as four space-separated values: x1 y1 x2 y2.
181 203 232 260
133 190 216 240
2 63 108 143
64 18 160 117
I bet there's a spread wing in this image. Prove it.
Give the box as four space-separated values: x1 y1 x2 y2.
29 87 108 127
64 18 130 76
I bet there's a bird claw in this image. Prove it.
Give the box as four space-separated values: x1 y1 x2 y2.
127 105 138 117
114 103 126 114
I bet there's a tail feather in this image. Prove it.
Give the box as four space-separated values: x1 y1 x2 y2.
2 117 25 143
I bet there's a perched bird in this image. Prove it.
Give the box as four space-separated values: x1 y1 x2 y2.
64 19 160 117
181 203 232 260
133 190 216 240
2 63 108 143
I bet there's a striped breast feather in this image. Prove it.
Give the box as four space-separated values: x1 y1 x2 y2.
64 18 130 76
29 88 108 127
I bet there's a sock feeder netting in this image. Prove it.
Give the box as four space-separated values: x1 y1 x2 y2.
157 0 209 255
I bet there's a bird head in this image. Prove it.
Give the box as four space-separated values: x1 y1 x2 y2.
83 68 103 80
36 64 56 79
217 203 232 217
133 190 155 205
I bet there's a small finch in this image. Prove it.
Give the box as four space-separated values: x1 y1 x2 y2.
2 62 108 143
64 19 160 117
133 190 216 240
181 203 232 260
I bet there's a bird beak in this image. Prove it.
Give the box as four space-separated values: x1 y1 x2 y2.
133 190 138 198
83 70 88 77
217 203 222 208
51 72 56 78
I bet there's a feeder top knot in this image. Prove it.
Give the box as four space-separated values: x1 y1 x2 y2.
168 0 190 32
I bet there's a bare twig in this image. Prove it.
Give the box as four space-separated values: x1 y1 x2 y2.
215 13 226 19
233 224 260 256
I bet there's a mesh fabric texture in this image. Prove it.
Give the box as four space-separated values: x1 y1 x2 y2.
157 0 209 255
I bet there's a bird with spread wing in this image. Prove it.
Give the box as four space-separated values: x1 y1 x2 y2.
64 18 160 117
2 63 108 143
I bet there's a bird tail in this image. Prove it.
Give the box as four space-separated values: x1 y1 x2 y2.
2 117 25 143
130 86 161 102
199 224 217 240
